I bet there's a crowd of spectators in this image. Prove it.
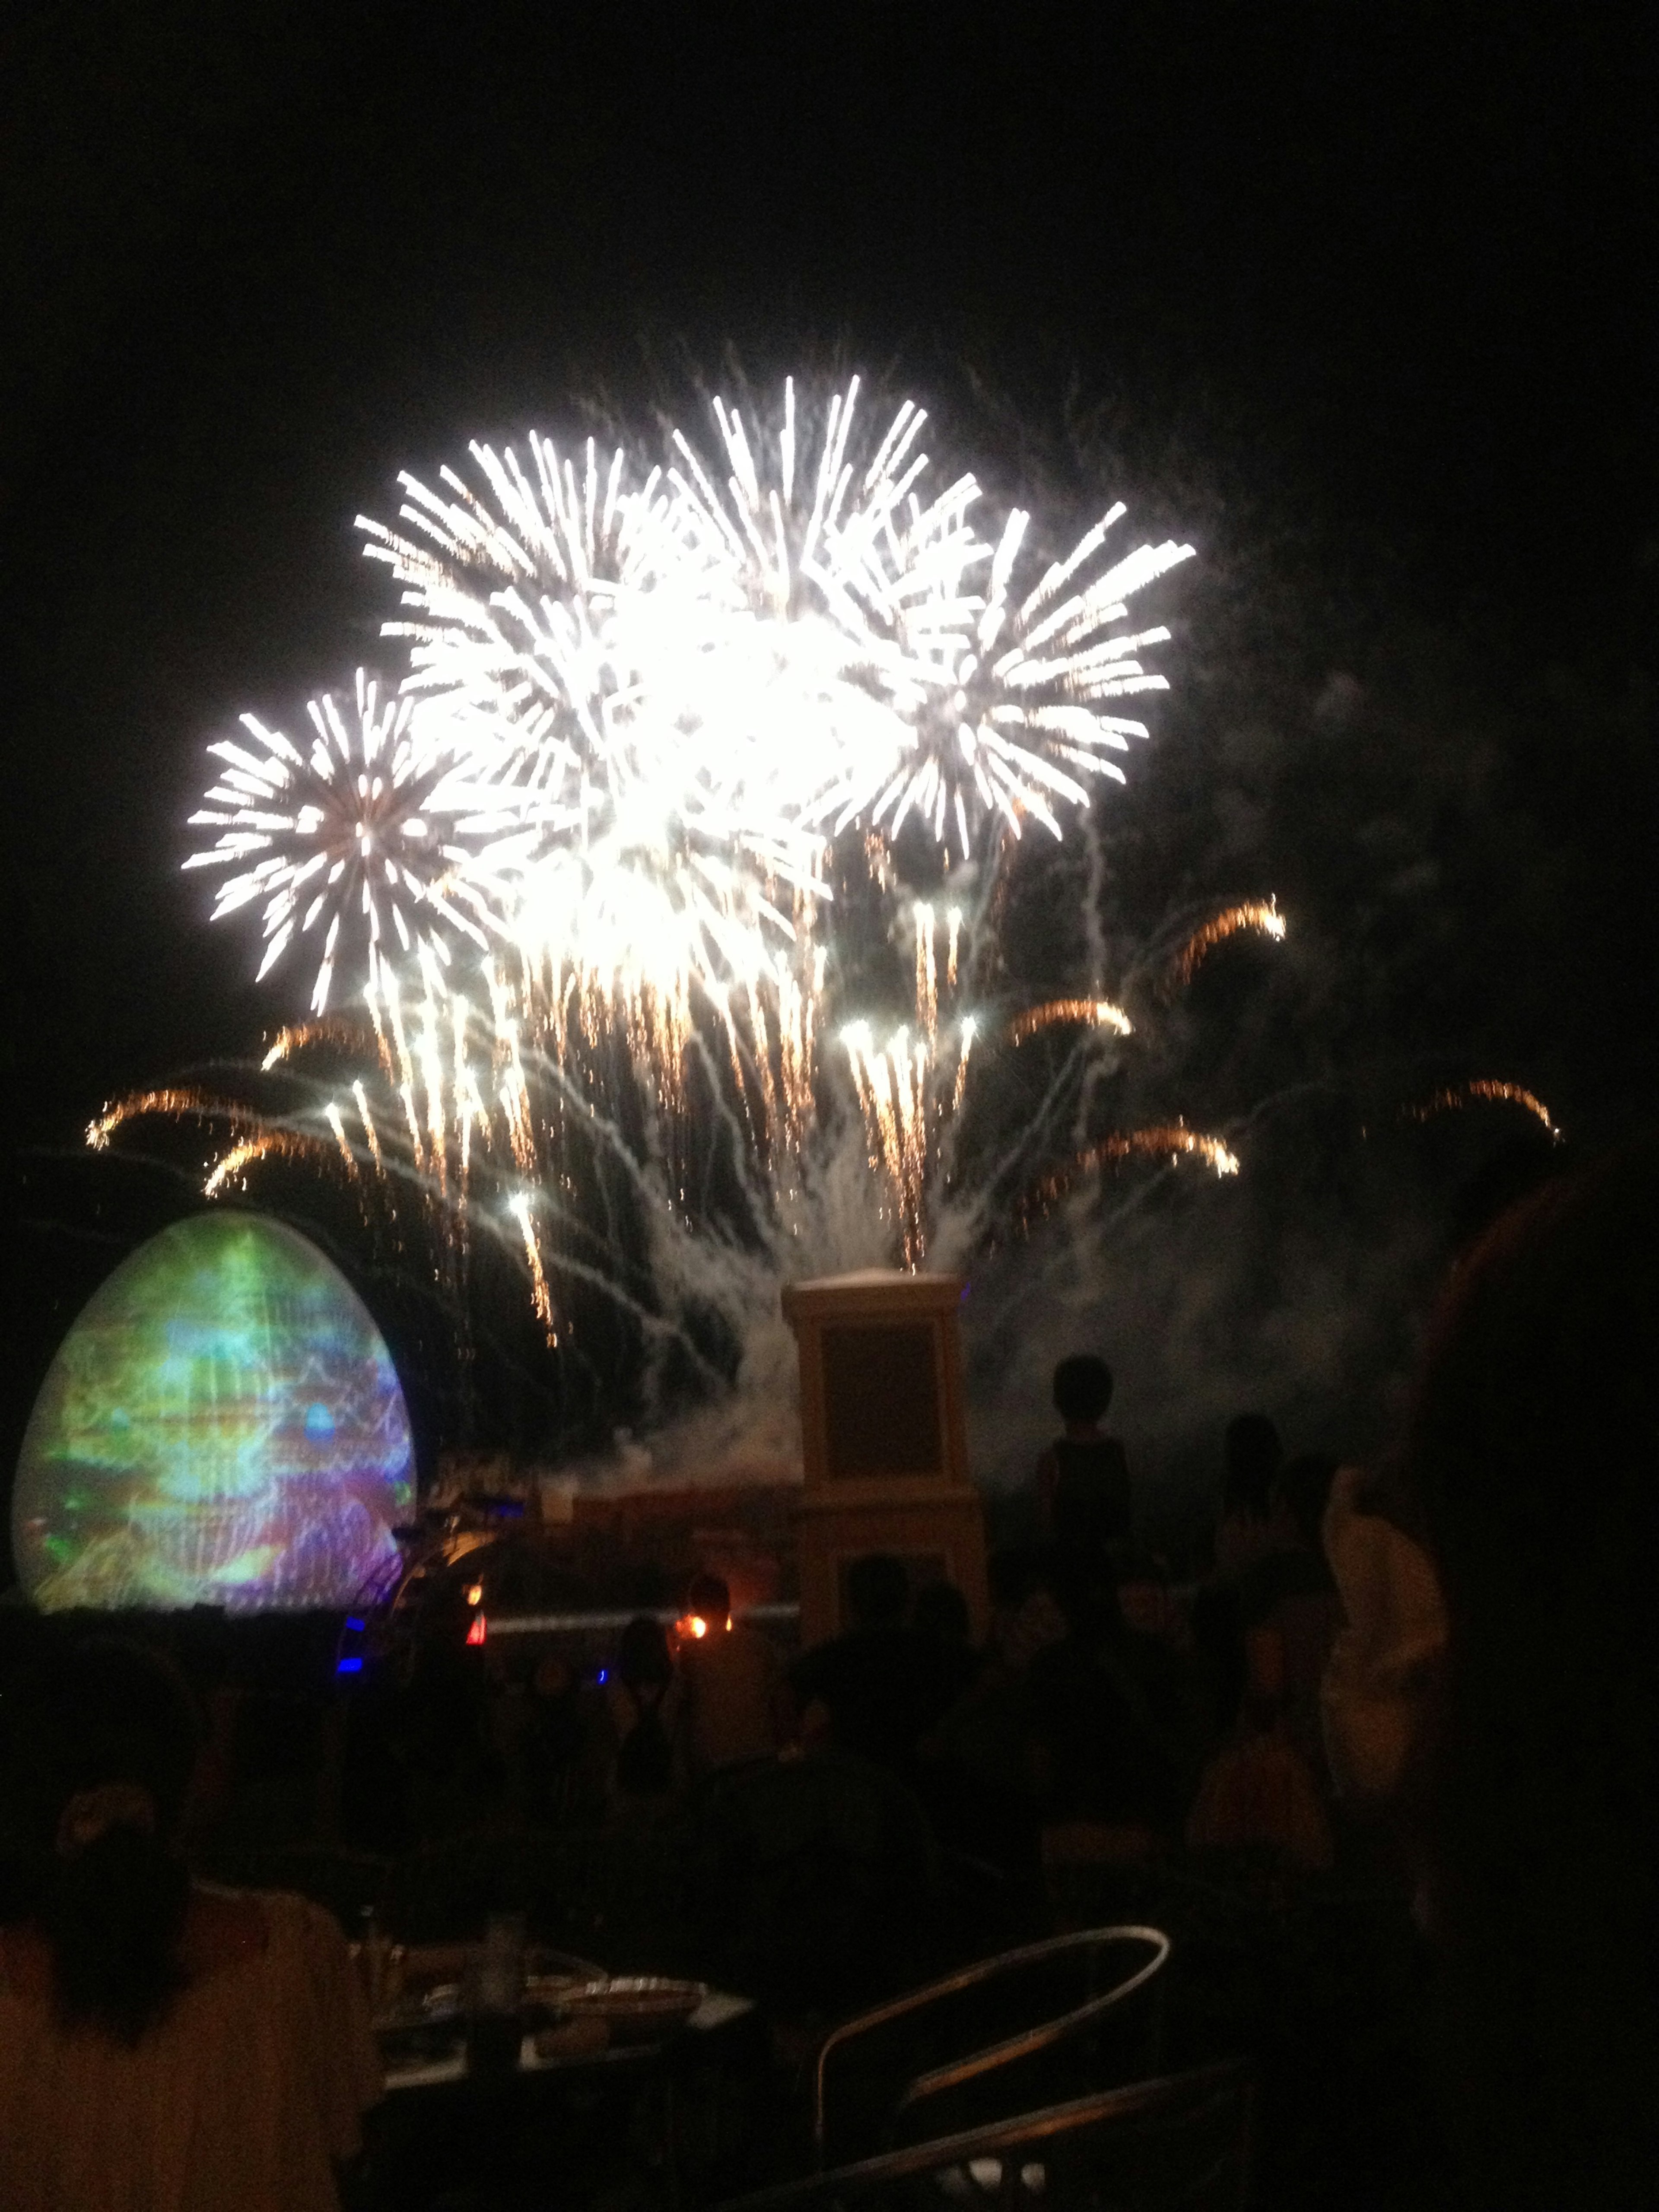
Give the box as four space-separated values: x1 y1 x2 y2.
2 1136 1655 2208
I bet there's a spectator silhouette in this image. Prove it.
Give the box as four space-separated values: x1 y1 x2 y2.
676 1571 791 1777
1186 1617 1334 1875
1244 1452 1344 1777
1035 1356 1132 1600
1026 1579 1189 1841
606 1615 679 1803
790 1554 935 1775
0 1638 378 2212
1214 1411 1283 1577
523 1651 607 1823
1402 1139 1659 2209
912 1579 982 1734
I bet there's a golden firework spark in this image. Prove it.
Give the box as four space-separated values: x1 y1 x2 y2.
1022 1122 1241 1221
1174 899 1286 987
842 1023 933 1265
1406 1079 1560 1141
261 1018 371 1071
510 1195 558 1344
1008 997 1134 1046
87 1090 249 1150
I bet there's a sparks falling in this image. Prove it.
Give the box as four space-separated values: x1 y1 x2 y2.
1173 899 1287 987
115 374 1336 1374
1009 998 1135 1045
1406 1079 1560 1141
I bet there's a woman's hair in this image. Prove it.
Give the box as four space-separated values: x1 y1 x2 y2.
1408 1137 1659 2206
4 1637 202 2044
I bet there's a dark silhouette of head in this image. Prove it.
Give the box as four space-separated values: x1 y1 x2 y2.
1276 1452 1339 1551
1410 1137 1659 2208
845 1553 909 1629
1222 1413 1282 1519
685 1571 731 1627
1052 1354 1114 1426
913 1580 971 1643
617 1613 673 1691
3 1637 201 2044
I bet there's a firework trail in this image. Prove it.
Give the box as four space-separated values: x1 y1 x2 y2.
1009 998 1134 1045
1172 899 1287 988
1406 1078 1560 1141
1016 1125 1242 1232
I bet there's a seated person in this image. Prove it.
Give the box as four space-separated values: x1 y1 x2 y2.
1213 1411 1283 1577
1246 1451 1344 1776
1374 1144 1659 2206
0 1638 380 2212
1186 1621 1334 1874
1035 1356 1133 1585
1026 1583 1189 1840
675 1571 792 1777
790 1553 936 1774
911 1578 982 1732
604 1614 680 1802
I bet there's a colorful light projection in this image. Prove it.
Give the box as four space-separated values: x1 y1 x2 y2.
13 1213 413 1611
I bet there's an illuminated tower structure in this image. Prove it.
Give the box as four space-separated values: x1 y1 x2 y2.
782 1269 989 1645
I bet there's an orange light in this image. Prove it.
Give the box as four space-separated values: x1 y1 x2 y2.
466 1583 483 1606
465 1611 487 1646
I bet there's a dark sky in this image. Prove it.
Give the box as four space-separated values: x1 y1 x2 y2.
1 3 1654 1501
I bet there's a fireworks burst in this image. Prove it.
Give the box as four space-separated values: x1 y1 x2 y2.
184 670 495 1014
661 379 1196 857
874 501 1195 857
355 428 836 1065
130 376 1324 1403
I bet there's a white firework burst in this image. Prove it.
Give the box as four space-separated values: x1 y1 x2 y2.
184 669 491 1014
661 379 1194 859
659 376 984 831
865 502 1196 857
190 381 1193 1040
358 429 829 1021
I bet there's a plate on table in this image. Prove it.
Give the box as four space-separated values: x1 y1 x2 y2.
374 1983 466 2063
556 1977 707 2044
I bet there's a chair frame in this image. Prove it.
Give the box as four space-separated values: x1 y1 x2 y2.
813 1924 1172 2164
728 2057 1253 2212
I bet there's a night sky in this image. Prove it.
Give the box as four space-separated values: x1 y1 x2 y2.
2 5 1654 1545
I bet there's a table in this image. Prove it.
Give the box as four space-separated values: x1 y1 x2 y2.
364 1990 762 2209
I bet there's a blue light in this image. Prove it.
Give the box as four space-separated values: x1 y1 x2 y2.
344 1616 365 1631
336 1656 364 1675
596 1668 608 1684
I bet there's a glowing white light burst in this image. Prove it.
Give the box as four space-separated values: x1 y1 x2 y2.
192 382 1198 1045
184 670 493 1014
355 430 829 1033
859 499 1195 856
664 378 1196 857
153 376 1305 1346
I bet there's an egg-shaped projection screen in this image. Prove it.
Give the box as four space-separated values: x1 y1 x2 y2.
13 1214 413 1611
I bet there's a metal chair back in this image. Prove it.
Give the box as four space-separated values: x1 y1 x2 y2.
814 1925 1171 2165
729 2057 1253 2212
